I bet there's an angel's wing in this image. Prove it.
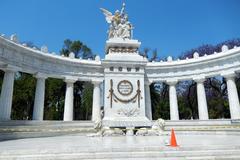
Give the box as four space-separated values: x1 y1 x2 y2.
100 8 113 23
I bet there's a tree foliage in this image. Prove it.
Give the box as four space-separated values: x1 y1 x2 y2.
60 39 94 59
180 38 240 59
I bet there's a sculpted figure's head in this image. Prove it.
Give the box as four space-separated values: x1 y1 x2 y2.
115 10 120 15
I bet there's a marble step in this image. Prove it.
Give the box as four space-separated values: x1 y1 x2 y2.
1 133 240 159
1 148 240 160
164 120 240 132
0 120 94 126
1 120 240 135
0 121 94 131
85 157 240 160
0 121 96 141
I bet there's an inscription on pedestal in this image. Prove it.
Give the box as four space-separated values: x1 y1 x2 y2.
117 80 133 96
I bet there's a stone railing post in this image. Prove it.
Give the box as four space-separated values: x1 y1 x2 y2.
92 80 102 122
166 80 179 120
0 67 17 120
145 81 152 120
32 73 47 120
194 77 209 120
223 73 240 119
63 78 77 121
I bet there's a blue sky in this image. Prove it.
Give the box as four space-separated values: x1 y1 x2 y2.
0 0 240 59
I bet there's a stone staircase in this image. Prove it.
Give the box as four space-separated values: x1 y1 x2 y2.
1 144 240 159
0 120 96 141
1 119 240 141
164 119 240 136
1 120 240 159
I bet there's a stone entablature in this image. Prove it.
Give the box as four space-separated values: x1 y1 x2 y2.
0 36 103 81
105 39 140 54
146 46 240 82
1 34 240 83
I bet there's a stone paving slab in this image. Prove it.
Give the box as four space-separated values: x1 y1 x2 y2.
0 133 240 159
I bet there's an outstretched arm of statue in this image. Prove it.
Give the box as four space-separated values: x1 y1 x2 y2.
120 3 126 15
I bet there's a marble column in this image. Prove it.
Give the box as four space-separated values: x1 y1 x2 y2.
224 74 240 119
194 78 209 120
0 69 16 120
167 80 179 120
145 81 152 120
92 81 101 122
63 79 76 121
32 74 47 120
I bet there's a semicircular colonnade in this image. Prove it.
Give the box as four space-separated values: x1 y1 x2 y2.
0 34 240 121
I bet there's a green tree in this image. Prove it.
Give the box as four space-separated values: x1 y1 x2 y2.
44 78 65 120
11 72 36 120
60 39 94 59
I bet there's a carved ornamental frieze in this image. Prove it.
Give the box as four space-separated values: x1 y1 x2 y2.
109 47 138 54
107 79 142 108
117 108 140 117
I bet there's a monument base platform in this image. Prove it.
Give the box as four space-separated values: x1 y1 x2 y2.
0 119 239 140
0 120 240 159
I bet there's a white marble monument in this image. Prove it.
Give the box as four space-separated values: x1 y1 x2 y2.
1 3 240 126
100 4 152 128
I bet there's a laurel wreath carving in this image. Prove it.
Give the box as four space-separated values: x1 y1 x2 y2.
117 108 140 117
107 79 142 108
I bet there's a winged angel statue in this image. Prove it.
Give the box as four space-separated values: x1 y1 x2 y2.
100 3 133 40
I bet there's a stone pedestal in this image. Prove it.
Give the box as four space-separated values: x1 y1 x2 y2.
102 38 151 128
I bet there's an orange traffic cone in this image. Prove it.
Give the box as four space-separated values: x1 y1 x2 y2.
170 128 178 147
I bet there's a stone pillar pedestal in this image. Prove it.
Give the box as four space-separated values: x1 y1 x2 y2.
194 78 209 120
0 69 16 121
145 81 152 120
63 78 76 121
92 81 101 122
33 74 47 120
224 73 240 119
167 80 179 120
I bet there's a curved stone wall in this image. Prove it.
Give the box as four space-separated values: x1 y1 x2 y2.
1 35 240 82
146 46 240 82
0 36 104 81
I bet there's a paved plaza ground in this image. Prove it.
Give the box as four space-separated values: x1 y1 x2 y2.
1 132 240 159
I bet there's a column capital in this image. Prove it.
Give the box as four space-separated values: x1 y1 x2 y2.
92 80 102 85
34 73 48 79
91 78 103 85
193 76 205 83
166 79 178 86
3 64 20 73
64 76 78 84
144 79 153 86
222 72 236 80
